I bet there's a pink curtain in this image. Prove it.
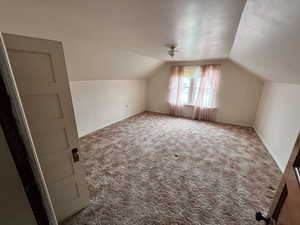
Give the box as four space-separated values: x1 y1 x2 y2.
193 65 220 121
168 66 184 117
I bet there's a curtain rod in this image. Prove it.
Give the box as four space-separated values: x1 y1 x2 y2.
171 63 221 67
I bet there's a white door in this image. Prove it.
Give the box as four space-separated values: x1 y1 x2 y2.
1 33 89 222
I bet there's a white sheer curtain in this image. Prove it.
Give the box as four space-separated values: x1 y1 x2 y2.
192 65 220 121
168 66 185 117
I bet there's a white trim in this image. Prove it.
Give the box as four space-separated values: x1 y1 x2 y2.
146 110 253 127
216 119 252 128
80 111 144 138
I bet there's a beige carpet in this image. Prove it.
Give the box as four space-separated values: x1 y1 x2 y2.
63 112 281 225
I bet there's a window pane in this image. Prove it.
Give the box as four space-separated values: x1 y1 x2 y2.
183 87 189 104
182 77 191 104
182 67 201 105
191 69 200 105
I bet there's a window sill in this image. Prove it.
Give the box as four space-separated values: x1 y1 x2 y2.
183 105 217 110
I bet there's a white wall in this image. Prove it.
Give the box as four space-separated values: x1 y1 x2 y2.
0 126 37 225
146 59 263 126
70 80 146 137
254 82 300 171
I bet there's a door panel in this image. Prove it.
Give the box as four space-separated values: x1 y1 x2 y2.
272 184 290 225
32 128 69 155
8 50 56 85
276 202 291 225
268 134 300 225
22 94 63 121
2 33 89 221
40 152 74 184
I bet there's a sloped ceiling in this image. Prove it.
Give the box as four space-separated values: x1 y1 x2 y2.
0 0 245 80
0 0 163 80
231 0 300 84
0 0 299 83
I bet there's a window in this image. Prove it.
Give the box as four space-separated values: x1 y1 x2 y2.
168 64 220 112
182 67 200 105
181 66 219 108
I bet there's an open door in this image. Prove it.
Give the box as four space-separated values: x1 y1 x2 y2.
257 134 300 225
1 33 89 222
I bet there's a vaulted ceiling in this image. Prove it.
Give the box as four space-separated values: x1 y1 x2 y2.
231 0 300 84
0 0 299 83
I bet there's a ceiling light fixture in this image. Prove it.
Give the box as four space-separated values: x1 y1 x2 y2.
168 45 178 58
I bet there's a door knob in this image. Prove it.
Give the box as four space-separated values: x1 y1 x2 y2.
72 148 80 162
256 212 270 224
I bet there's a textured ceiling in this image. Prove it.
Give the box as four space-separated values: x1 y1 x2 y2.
87 0 246 61
231 0 300 84
0 0 246 61
0 0 299 83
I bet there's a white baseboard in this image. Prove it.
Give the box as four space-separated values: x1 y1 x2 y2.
145 109 169 115
146 110 253 127
79 111 145 138
216 119 252 128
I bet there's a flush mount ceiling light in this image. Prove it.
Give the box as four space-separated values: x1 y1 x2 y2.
167 45 178 58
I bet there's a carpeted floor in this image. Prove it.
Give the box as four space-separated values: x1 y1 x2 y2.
63 112 281 225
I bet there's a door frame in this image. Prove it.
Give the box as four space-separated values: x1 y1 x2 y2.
0 33 58 225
